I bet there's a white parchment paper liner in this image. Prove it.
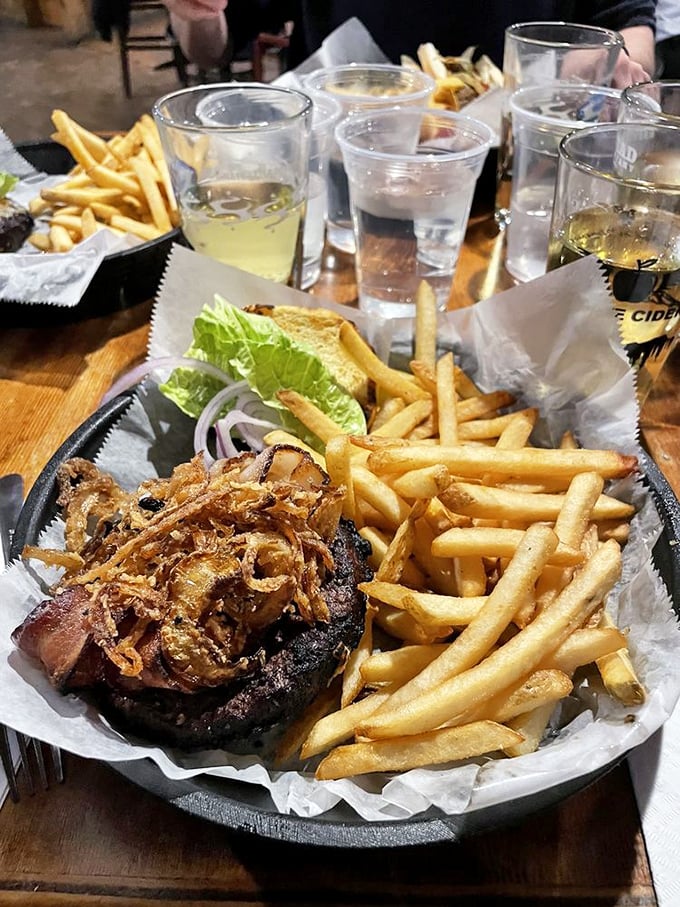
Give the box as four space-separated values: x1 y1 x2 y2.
0 247 678 822
0 130 145 307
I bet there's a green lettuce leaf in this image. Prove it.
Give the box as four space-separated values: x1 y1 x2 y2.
161 295 366 448
0 173 18 198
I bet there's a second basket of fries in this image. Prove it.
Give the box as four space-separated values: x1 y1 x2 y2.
4 109 180 313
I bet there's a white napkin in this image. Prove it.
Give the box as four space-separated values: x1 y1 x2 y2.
629 706 680 906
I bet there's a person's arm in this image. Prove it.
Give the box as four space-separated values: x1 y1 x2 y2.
163 0 229 69
613 25 655 85
575 0 656 86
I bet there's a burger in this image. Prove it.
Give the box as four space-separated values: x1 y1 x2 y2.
0 173 32 253
13 444 372 755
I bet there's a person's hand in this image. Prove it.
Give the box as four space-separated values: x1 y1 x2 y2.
163 0 226 22
611 51 649 89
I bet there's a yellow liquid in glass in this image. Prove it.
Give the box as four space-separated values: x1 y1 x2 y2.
181 180 303 284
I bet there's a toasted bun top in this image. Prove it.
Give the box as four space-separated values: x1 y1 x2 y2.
247 304 374 407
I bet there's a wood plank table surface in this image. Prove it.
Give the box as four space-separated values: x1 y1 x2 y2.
0 209 677 906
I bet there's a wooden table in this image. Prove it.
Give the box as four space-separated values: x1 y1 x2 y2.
0 212 677 906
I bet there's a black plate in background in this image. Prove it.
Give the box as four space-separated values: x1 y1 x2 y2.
9 393 680 847
4 141 184 327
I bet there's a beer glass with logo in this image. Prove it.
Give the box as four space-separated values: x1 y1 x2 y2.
547 122 680 403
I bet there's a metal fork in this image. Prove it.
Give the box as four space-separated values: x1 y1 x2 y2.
0 474 64 802
0 728 64 802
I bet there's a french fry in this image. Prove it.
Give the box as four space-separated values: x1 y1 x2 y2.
505 703 555 757
414 280 438 368
48 224 74 252
41 186 123 208
595 612 645 706
315 721 523 780
301 687 396 759
262 432 326 466
352 464 411 528
463 669 573 725
325 434 357 521
87 163 143 198
360 644 447 685
370 398 433 438
453 366 481 399
410 360 438 395
341 610 374 707
28 233 51 251
360 580 487 627
28 197 51 216
339 321 430 404
373 602 449 644
436 352 459 445
51 110 97 169
277 389 346 443
454 556 487 597
367 444 637 482
544 625 628 675
130 155 172 233
48 213 84 237
432 526 584 566
456 391 515 423
138 114 178 217
441 481 633 523
80 207 98 239
369 396 405 431
391 464 452 499
109 214 163 241
358 526 427 588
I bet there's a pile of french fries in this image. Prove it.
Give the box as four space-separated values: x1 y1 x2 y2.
28 110 178 253
402 43 504 111
267 282 645 781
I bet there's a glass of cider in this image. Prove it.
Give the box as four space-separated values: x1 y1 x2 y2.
153 84 312 286
548 121 680 404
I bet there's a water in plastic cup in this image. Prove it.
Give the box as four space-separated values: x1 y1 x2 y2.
300 93 342 290
495 22 624 229
303 64 435 254
336 108 492 317
506 83 620 284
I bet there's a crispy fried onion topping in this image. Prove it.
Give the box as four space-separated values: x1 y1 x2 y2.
26 446 344 689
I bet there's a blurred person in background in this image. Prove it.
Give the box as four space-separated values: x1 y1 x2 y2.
655 0 680 78
161 0 656 86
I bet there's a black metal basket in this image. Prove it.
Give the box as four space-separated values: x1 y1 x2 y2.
4 141 184 327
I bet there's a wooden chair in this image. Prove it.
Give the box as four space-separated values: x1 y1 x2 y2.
116 0 189 98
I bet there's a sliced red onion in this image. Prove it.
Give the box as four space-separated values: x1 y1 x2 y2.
194 381 250 466
101 356 234 405
216 410 280 457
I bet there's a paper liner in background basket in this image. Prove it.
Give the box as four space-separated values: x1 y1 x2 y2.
0 245 677 823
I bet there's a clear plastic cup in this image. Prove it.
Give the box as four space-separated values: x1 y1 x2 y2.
303 64 435 254
153 83 311 285
301 93 342 289
620 80 680 126
506 83 620 284
336 107 493 317
495 22 624 228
